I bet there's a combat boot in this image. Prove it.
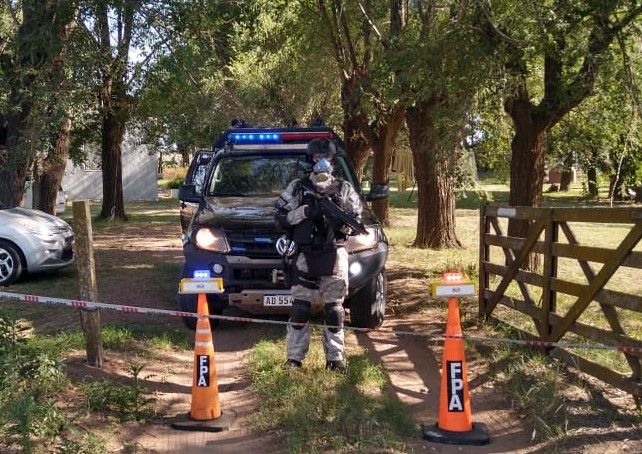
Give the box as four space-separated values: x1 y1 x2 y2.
325 360 347 374
283 359 302 370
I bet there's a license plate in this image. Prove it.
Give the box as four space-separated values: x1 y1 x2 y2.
263 294 293 306
179 278 225 294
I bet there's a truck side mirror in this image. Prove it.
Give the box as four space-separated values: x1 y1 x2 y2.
365 183 389 202
179 184 200 203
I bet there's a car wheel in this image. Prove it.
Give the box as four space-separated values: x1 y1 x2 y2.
0 240 22 286
177 293 225 330
348 269 386 329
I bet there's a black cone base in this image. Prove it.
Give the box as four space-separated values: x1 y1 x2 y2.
171 410 237 432
422 422 490 445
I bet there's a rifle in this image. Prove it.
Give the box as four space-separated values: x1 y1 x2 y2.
300 180 367 235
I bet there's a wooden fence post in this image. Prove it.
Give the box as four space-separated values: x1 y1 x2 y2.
541 209 558 353
478 202 489 319
72 200 103 367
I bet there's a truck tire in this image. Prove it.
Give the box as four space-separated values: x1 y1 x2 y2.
177 293 225 330
348 269 386 329
0 240 23 286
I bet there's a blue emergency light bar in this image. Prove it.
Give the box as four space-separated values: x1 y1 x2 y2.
230 133 281 142
226 130 333 145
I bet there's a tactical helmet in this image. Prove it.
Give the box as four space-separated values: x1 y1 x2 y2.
306 139 337 161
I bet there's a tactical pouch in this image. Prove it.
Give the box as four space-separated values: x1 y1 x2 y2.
303 249 337 277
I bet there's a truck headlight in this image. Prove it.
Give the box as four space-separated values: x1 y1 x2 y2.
346 226 378 252
194 228 230 253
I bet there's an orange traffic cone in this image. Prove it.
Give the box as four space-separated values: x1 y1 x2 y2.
422 297 489 445
172 293 235 432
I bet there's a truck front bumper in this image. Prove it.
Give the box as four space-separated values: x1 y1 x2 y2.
180 241 388 314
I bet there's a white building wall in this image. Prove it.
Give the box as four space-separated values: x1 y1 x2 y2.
62 133 158 202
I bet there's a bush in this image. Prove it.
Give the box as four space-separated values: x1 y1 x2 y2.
0 312 105 452
165 175 185 189
81 362 155 423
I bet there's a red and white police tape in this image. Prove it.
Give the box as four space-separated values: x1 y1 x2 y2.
1 291 640 354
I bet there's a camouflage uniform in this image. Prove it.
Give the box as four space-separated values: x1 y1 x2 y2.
275 173 362 363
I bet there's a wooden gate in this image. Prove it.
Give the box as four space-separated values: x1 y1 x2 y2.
478 205 642 397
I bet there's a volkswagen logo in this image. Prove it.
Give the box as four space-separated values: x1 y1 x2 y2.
276 235 297 257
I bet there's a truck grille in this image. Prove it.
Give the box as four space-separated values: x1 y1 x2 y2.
226 229 281 258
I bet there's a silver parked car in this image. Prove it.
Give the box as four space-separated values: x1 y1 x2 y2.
0 203 74 285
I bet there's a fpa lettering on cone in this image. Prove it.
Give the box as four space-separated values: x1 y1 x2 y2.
172 273 236 432
423 272 490 445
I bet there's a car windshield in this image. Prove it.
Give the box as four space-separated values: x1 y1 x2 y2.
206 154 355 197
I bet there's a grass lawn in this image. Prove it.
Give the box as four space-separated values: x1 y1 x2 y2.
388 182 641 376
1 182 640 452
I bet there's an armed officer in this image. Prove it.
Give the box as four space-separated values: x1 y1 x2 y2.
275 138 363 372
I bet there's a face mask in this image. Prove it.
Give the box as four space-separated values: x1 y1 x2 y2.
313 157 333 175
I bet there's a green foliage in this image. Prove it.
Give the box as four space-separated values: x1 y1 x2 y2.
0 311 104 452
248 338 415 453
58 431 107 454
81 362 155 423
163 175 185 190
549 54 642 197
494 348 570 441
99 323 191 352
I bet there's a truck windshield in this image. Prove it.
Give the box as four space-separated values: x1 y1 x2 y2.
207 154 355 197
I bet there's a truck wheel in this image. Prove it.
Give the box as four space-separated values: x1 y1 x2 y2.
0 240 23 286
348 269 386 329
177 294 225 330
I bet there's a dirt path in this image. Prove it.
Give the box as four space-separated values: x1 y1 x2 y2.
357 316 534 453
20 220 637 452
74 222 539 452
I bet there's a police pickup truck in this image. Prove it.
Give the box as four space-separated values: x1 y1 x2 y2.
177 127 388 329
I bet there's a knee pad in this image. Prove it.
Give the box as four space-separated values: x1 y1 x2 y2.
290 299 311 329
324 302 344 333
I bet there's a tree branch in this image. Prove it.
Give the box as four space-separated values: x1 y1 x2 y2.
75 16 102 51
356 0 382 42
125 34 170 87
317 0 348 76
336 0 359 71
390 0 403 39
555 3 642 123
473 0 521 47
416 0 435 38
610 3 642 35
117 0 137 66
543 51 562 111
148 23 206 97
617 31 642 121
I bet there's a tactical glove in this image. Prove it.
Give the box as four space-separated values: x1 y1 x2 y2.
304 204 322 219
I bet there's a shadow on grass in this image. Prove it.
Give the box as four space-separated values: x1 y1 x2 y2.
60 199 180 229
247 339 417 453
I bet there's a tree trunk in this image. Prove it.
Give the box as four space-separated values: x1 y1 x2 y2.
369 108 405 226
100 111 127 220
587 165 598 197
506 101 547 239
0 109 31 207
35 118 71 214
341 78 370 179
608 174 623 201
180 146 190 167
559 170 572 191
157 150 163 175
406 102 460 248
559 154 573 191
0 1 73 209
